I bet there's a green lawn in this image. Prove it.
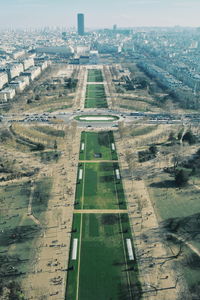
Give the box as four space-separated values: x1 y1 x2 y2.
87 69 104 82
85 85 106 99
75 162 126 209
84 98 108 108
79 131 118 161
85 84 107 108
65 213 141 300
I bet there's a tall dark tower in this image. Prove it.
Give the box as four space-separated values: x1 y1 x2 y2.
77 13 84 36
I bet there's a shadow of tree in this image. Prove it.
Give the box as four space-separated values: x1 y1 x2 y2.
161 213 200 242
149 180 175 188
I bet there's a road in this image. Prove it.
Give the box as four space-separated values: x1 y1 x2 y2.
2 109 200 129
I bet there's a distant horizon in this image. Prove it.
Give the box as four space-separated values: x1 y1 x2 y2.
0 0 200 29
0 25 199 31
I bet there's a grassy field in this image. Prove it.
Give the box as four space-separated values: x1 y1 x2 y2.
75 162 126 209
87 69 104 83
66 213 141 300
79 131 118 161
130 125 158 137
146 157 200 293
147 173 200 222
85 84 107 108
0 182 41 283
34 126 65 138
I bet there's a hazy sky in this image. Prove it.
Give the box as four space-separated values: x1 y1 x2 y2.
0 0 199 29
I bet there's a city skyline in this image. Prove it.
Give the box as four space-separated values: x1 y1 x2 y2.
0 0 200 29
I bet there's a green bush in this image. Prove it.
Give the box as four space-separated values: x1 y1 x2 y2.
175 169 189 187
138 145 157 162
182 131 197 145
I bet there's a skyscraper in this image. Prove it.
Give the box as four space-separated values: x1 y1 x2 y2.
77 13 84 36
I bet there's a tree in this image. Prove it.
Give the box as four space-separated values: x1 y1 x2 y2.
175 169 189 187
35 143 45 151
27 99 32 104
168 131 176 143
177 128 184 141
149 145 158 155
54 140 57 150
182 131 196 145
171 144 184 171
35 95 41 101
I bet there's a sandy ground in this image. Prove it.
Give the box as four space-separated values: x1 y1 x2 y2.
21 128 81 300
